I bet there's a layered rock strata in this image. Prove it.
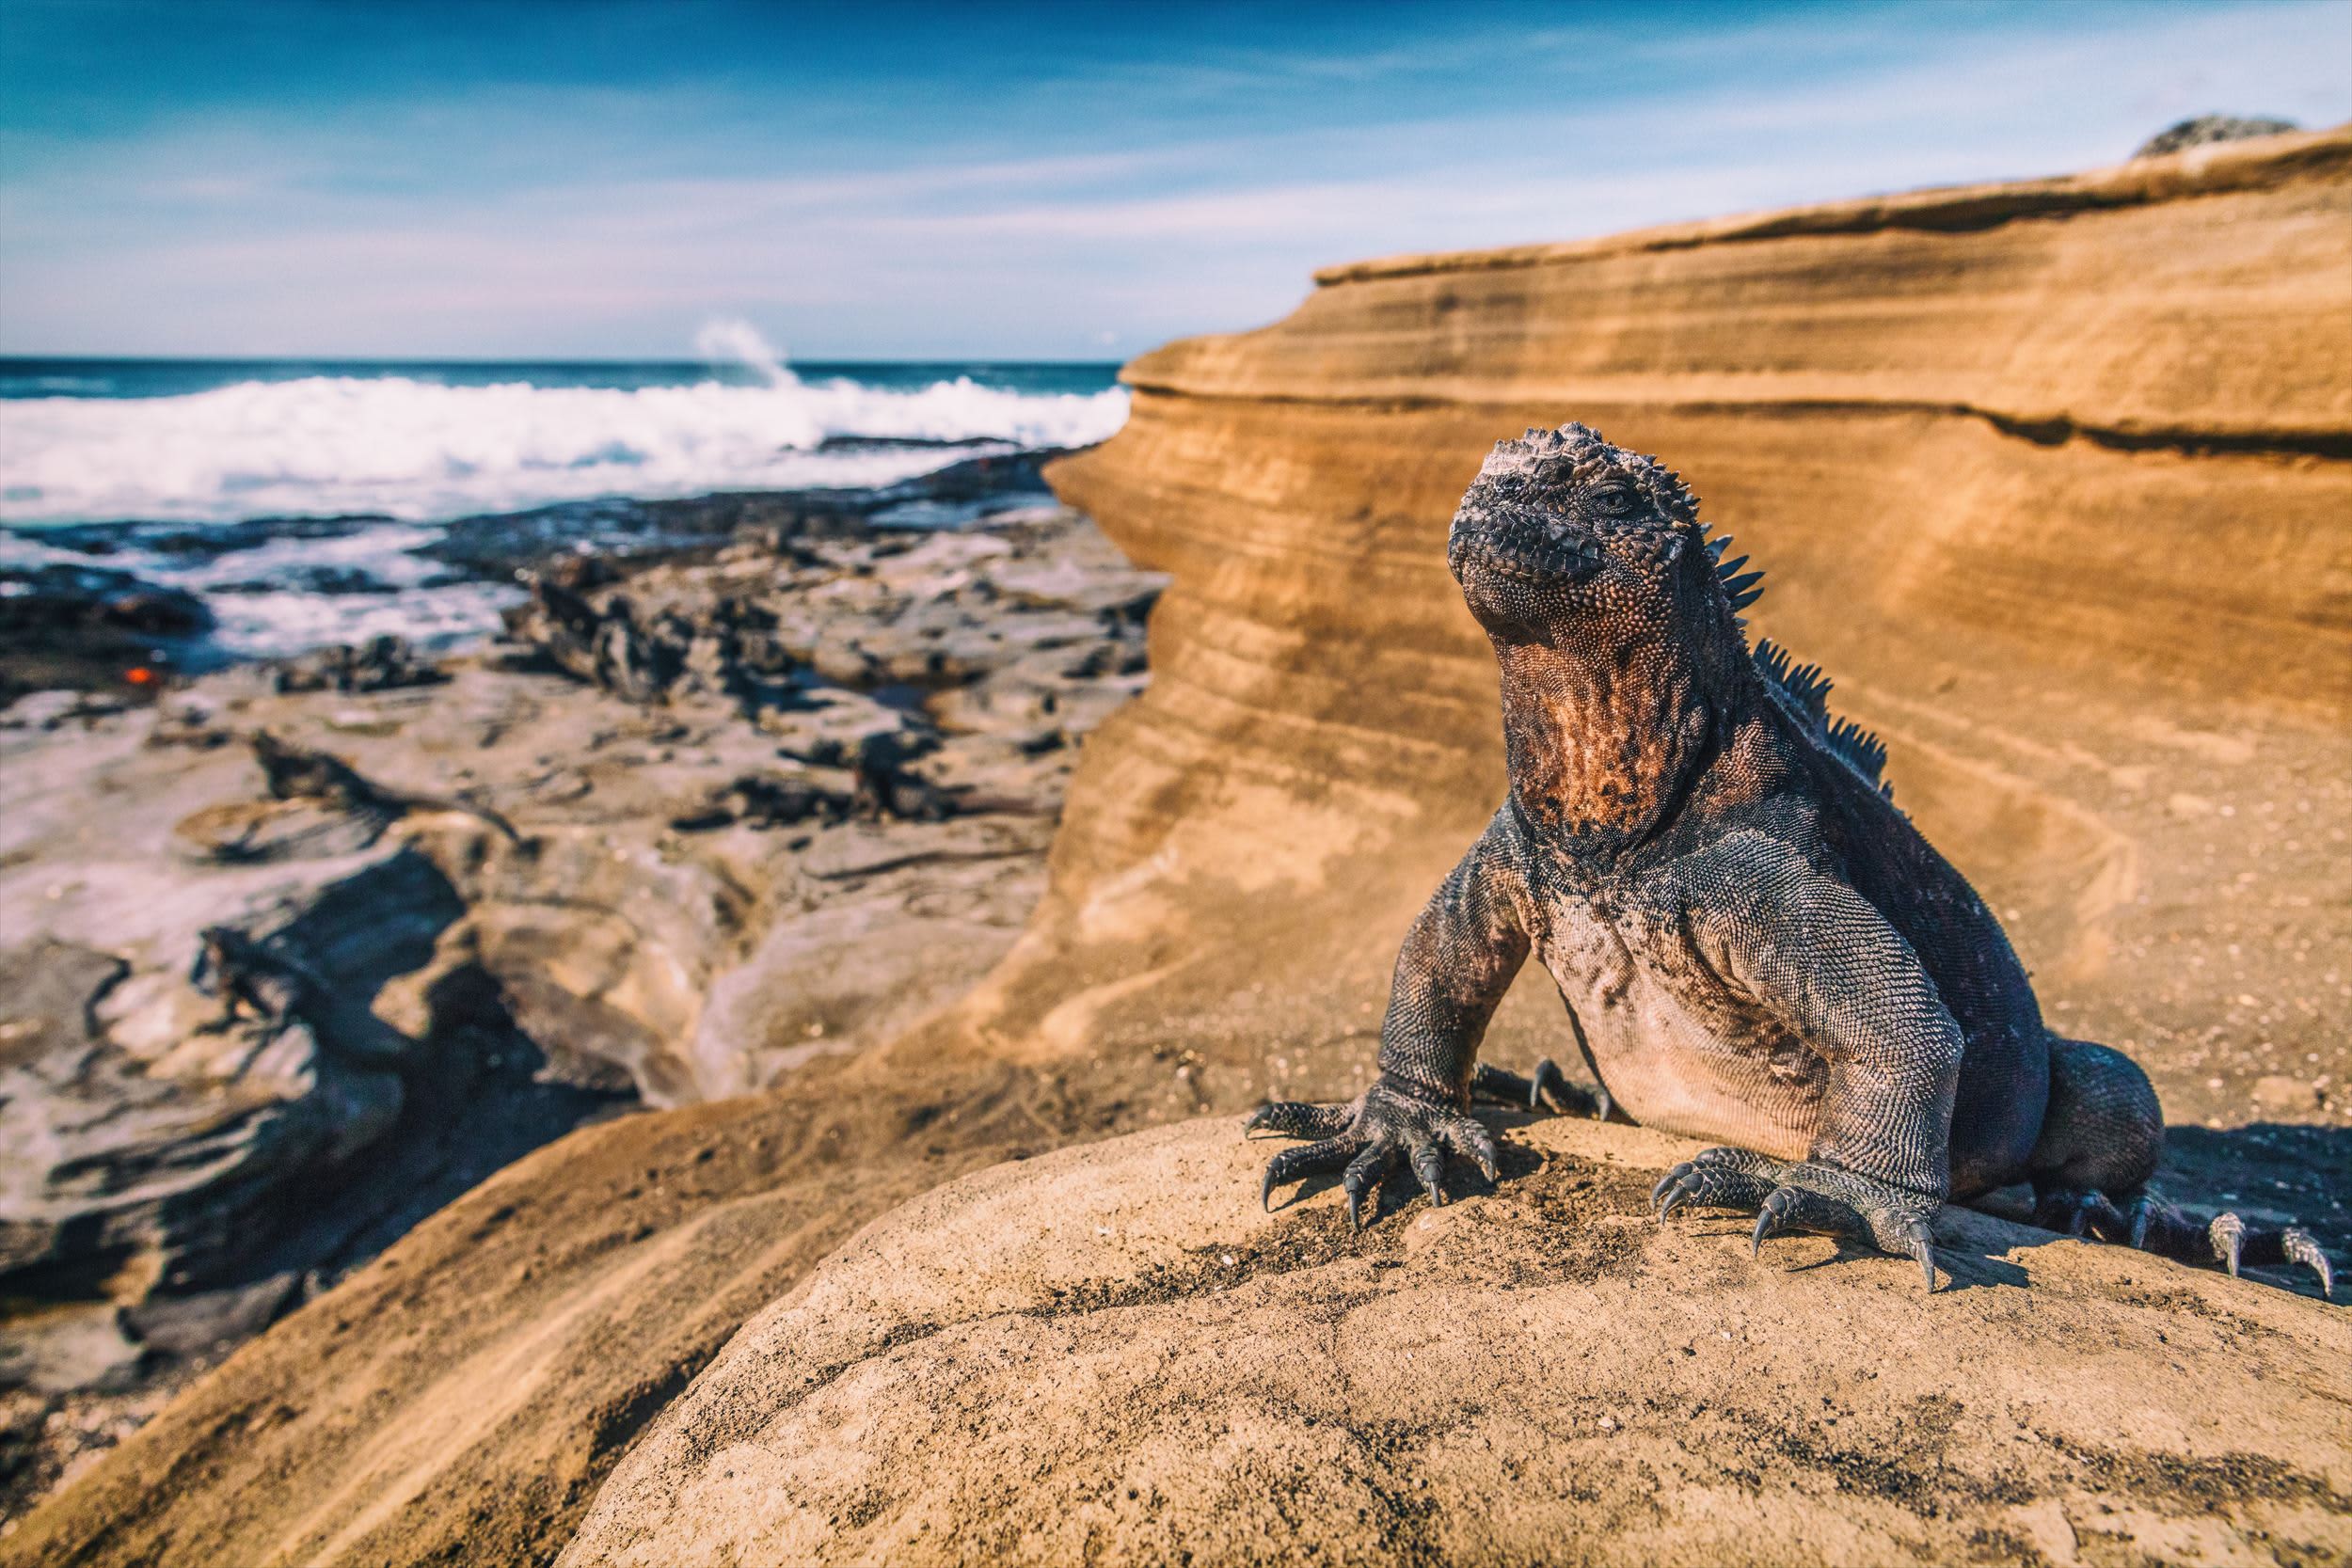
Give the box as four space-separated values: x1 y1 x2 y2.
1025 125 2352 1129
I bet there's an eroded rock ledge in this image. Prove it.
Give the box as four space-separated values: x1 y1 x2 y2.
0 505 1158 1518
562 1117 2352 1567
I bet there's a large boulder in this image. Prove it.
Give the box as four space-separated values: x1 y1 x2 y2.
563 1116 2352 1567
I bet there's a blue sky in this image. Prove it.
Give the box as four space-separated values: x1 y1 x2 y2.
3 0 2347 360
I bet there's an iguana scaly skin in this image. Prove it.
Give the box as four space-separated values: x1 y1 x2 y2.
1249 423 2332 1295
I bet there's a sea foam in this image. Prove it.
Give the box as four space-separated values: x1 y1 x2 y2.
0 369 1130 528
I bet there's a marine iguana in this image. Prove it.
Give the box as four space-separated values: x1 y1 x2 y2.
190 923 325 1043
1249 422 2332 1295
249 731 522 844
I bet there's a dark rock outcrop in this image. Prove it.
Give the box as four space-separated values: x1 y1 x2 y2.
2136 114 2300 157
270 635 447 695
0 562 214 702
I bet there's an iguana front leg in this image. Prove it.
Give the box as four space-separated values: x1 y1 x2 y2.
1650 841 1962 1287
1249 814 1542 1227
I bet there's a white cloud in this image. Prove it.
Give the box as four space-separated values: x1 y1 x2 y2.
2 0 2345 356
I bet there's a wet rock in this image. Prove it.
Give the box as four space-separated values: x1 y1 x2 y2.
669 772 852 832
5 511 1144 1297
0 564 212 637
503 580 787 709
421 446 1078 582
19 515 392 562
120 1274 302 1362
0 503 1154 1520
0 1307 148 1398
0 562 215 702
0 849 463 1302
209 565 393 596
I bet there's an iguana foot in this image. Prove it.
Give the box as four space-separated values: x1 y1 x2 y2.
2032 1183 2334 1298
1471 1059 1613 1121
2030 1184 2127 1240
1248 1077 1501 1229
1653 1146 1940 1288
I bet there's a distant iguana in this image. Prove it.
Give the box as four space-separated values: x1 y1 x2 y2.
250 731 522 844
1249 423 2332 1295
190 923 326 1043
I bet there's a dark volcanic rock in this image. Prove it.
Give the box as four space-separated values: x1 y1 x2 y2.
0 562 218 702
502 578 794 709
424 447 1080 580
21 515 394 561
208 565 396 596
2135 114 2298 157
1 562 213 637
270 636 447 696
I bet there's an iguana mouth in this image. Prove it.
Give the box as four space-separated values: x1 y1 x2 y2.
1448 531 1604 585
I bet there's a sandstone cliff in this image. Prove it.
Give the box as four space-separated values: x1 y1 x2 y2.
1018 124 2352 1125
11 130 2348 1568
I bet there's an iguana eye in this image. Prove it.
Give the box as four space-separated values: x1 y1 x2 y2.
1591 484 1634 516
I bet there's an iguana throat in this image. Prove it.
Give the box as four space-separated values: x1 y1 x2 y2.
1492 638 1725 852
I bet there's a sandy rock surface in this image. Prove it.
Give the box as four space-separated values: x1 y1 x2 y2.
564 1116 2352 1567
0 506 1157 1521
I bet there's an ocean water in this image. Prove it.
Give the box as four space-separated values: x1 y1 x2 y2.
0 348 1128 658
0 354 1127 528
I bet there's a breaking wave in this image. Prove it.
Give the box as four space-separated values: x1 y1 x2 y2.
0 364 1129 528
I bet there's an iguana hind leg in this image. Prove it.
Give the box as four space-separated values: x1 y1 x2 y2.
2030 1037 2333 1297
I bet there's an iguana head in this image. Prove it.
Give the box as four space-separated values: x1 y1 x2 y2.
1448 423 1769 845
1446 422 1756 654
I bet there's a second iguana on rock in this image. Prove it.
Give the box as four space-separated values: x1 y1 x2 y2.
1249 423 2331 1294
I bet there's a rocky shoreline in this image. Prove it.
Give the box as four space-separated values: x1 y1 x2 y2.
0 476 1160 1521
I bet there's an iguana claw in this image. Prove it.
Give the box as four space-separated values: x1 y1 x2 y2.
1473 1059 1610 1120
1895 1221 1936 1288
1750 1198 1783 1256
1651 1156 1772 1220
1260 1136 1356 1211
2049 1184 2335 1298
1249 1077 1502 1225
1657 1146 1942 1288
1246 1101 1354 1140
2285 1230 2334 1298
2211 1212 2245 1277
